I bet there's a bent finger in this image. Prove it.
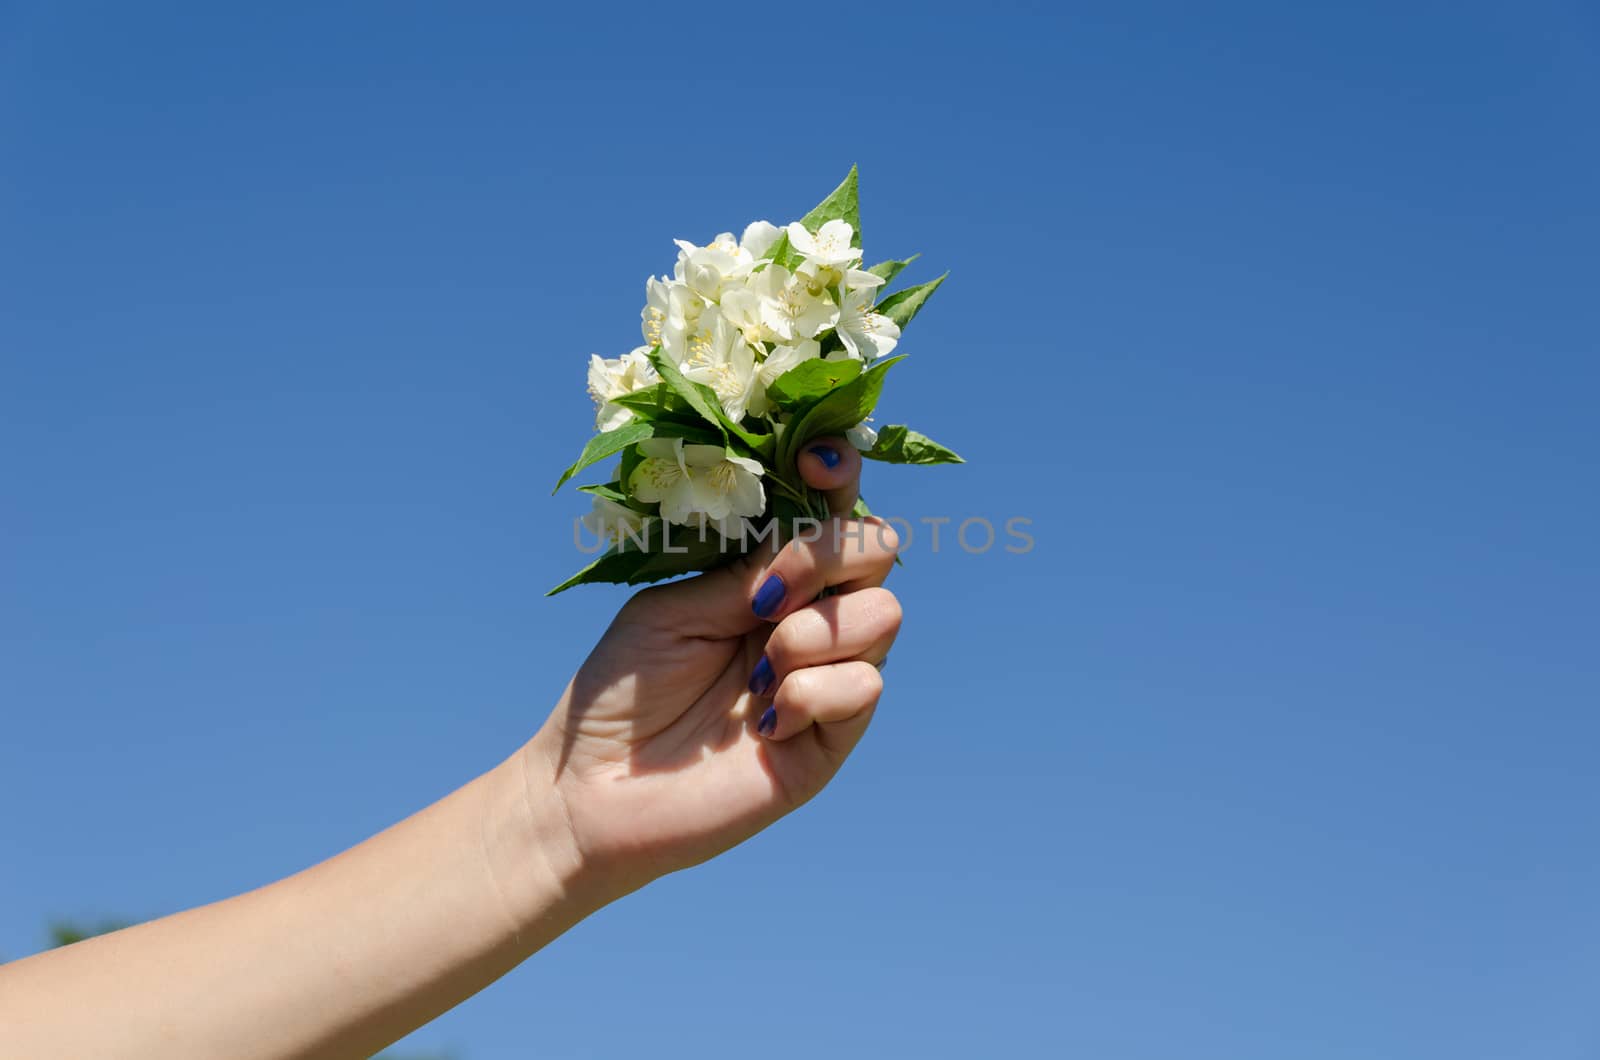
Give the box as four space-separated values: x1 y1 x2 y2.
749 519 901 622
761 660 883 753
750 588 901 696
795 434 861 517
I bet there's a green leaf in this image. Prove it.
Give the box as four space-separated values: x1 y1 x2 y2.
862 424 964 465
865 253 919 289
553 420 654 493
798 165 861 246
876 272 947 331
645 346 775 455
778 355 904 470
548 523 738 594
575 481 630 503
618 442 645 487
643 419 725 447
546 547 651 595
645 347 728 441
628 524 732 582
759 232 803 271
765 357 862 411
610 382 695 422
736 428 777 462
575 481 664 514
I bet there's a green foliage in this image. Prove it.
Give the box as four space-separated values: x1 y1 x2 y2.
551 167 957 595
862 424 964 465
552 421 655 494
778 356 904 471
646 347 730 443
864 253 918 288
609 382 695 422
797 164 861 245
759 231 803 271
764 357 862 412
644 347 773 456
875 272 947 331
547 523 733 594
575 481 630 504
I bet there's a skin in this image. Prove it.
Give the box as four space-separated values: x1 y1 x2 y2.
0 438 902 1060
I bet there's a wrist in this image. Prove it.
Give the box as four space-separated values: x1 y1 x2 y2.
480 739 608 940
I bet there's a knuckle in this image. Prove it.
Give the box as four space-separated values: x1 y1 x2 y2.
856 587 903 638
866 517 901 556
765 611 817 669
851 661 885 705
779 666 823 706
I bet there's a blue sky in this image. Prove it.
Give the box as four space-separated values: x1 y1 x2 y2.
2 2 1597 1057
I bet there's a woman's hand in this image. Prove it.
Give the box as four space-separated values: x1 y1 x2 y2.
0 438 902 1060
526 437 903 897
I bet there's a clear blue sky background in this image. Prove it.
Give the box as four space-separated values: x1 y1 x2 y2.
3 2 1597 1057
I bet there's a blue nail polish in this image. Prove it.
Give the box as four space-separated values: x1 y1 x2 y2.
752 574 786 618
758 705 778 736
749 655 775 697
808 443 841 469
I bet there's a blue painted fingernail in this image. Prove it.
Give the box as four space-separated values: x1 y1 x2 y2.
758 705 778 736
749 655 775 697
808 443 841 469
752 574 786 618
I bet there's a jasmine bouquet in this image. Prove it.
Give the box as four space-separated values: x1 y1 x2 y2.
550 167 959 593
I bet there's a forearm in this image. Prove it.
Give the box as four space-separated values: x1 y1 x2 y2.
0 742 596 1060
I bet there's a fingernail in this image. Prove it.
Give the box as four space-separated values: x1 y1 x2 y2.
758 705 778 737
752 574 786 618
808 443 841 469
748 655 775 697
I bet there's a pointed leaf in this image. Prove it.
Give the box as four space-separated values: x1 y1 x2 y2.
779 355 904 469
645 346 774 454
876 272 947 330
610 382 695 422
553 420 654 493
627 524 734 582
766 357 862 411
758 231 803 270
798 165 861 246
862 424 964 465
646 347 728 441
576 481 631 503
547 547 652 595
865 253 919 289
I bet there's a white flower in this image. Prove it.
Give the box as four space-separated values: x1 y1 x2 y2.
672 232 756 302
642 276 699 361
587 346 658 431
844 268 885 291
740 220 781 260
758 338 821 390
718 286 771 346
835 286 901 361
846 421 879 451
749 263 838 342
745 339 822 417
681 314 761 421
629 438 766 526
786 219 858 268
583 495 652 547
